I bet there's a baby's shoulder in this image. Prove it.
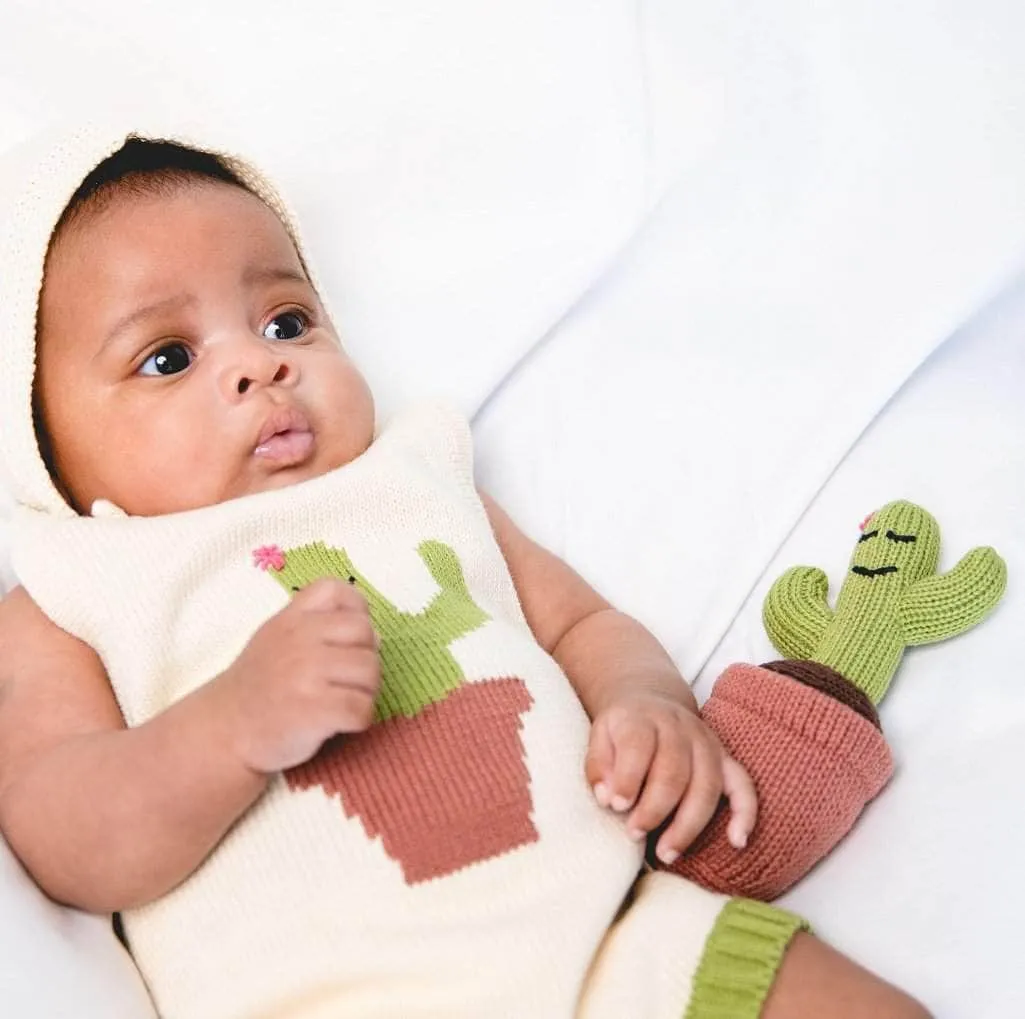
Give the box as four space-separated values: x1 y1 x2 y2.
0 585 104 676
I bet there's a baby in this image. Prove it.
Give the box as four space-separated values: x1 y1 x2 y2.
0 127 928 1019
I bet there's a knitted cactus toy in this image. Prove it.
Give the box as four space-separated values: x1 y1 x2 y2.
764 500 1006 705
663 499 1006 901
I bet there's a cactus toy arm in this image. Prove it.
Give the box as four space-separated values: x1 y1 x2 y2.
900 545 1007 645
762 566 834 660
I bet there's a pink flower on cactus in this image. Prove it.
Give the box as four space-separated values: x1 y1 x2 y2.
858 512 876 533
253 545 286 571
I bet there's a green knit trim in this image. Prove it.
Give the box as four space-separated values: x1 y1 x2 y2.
684 898 809 1019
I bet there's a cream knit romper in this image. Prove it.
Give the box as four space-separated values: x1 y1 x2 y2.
13 404 804 1019
0 119 804 1019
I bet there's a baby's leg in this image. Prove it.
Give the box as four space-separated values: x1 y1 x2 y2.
763 933 930 1019
578 872 928 1019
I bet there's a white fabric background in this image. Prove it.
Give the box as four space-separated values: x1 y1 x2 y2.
477 252 1025 1019
0 0 650 420
701 276 1025 1018
475 0 1025 681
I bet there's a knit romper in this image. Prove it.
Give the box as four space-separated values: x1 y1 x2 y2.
12 404 805 1019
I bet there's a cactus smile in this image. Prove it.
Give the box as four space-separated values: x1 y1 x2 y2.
851 565 899 578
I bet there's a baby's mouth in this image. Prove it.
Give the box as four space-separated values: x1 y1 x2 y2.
253 407 315 467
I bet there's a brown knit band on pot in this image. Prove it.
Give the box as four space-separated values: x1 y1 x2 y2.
761 659 880 729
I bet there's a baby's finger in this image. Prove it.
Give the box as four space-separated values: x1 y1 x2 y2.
319 610 379 650
325 681 378 734
722 755 758 849
653 741 723 864
605 719 657 814
323 646 382 697
625 733 691 840
291 577 367 614
585 720 616 808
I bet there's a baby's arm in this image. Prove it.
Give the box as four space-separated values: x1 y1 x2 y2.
0 580 379 913
480 493 755 861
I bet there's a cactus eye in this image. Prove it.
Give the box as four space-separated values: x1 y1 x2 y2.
885 530 916 543
858 529 879 543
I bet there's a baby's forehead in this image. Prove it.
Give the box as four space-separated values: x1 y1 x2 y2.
57 170 283 243
48 177 307 286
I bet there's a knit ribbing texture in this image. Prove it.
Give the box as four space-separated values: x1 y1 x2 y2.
684 899 809 1019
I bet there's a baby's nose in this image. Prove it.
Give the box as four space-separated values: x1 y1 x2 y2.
220 339 295 400
235 361 291 396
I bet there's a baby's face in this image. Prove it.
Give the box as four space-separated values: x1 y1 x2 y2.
37 181 375 516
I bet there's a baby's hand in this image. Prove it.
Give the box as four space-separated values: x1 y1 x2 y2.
216 579 381 773
586 692 756 865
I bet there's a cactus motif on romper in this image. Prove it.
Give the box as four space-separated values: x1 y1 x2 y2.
253 539 537 883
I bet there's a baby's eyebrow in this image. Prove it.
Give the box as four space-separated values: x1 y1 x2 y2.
100 293 196 355
242 265 309 289
95 268 311 358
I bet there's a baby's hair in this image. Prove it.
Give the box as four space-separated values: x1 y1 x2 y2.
36 138 253 507
53 137 250 239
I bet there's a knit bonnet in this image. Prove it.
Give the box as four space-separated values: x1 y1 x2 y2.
0 116 316 520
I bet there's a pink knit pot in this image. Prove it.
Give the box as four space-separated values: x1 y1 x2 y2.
663 662 894 902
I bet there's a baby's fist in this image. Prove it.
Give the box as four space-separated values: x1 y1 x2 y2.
217 578 381 773
585 692 756 864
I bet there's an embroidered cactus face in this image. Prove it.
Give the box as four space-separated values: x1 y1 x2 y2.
848 502 940 587
763 499 1007 704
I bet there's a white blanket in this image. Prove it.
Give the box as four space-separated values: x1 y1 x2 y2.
702 276 1025 1017
476 244 1025 1019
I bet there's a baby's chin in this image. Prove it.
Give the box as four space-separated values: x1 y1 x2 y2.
248 462 337 496
242 441 368 498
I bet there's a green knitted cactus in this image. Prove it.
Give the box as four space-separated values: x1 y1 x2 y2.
763 500 1007 704
266 540 489 722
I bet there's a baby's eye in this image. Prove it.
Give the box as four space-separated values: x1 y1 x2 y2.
262 311 308 342
138 343 193 377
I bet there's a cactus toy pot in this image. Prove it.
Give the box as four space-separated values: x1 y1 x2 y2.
662 661 893 901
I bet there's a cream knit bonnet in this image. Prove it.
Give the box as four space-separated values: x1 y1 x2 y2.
0 116 317 520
